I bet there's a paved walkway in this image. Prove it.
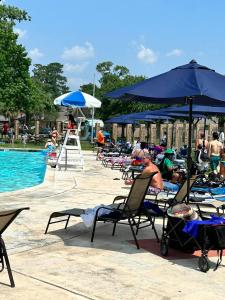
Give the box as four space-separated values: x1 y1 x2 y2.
1 151 225 299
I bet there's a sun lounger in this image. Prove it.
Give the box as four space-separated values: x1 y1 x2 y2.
45 172 158 249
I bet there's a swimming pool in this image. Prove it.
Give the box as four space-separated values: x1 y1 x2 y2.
0 150 47 192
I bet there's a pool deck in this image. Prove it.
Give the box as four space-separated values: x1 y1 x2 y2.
1 150 225 299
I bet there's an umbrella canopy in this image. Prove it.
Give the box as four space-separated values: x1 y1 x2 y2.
107 111 173 122
105 116 139 124
107 60 225 106
107 59 225 203
54 91 101 108
161 105 225 115
145 107 206 118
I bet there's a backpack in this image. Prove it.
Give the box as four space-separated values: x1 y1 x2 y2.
200 149 209 162
200 140 209 162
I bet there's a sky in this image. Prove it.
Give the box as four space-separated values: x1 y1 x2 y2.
4 0 225 91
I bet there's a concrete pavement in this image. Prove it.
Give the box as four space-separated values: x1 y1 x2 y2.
1 151 225 300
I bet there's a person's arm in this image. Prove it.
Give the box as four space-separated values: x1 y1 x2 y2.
220 142 223 156
208 142 211 157
195 139 199 150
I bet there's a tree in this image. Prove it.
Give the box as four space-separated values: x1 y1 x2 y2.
0 2 31 115
30 63 70 122
81 61 158 121
32 63 69 99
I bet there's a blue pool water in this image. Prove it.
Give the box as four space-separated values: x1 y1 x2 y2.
0 150 47 192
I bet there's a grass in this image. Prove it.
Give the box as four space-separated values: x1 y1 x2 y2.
0 142 44 149
0 140 93 151
80 141 94 151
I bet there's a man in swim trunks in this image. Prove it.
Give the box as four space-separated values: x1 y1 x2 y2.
208 132 223 174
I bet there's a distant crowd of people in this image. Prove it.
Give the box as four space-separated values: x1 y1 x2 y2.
96 127 225 194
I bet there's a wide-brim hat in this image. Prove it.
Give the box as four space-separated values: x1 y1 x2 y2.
167 203 199 221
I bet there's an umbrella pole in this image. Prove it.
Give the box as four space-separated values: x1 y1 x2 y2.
171 121 175 148
147 123 150 144
187 97 193 204
204 117 206 137
91 107 95 144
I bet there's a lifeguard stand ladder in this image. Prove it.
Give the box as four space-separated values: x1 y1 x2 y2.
56 129 84 170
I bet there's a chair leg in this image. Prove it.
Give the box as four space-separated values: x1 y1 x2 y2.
151 220 159 242
0 238 15 288
147 214 159 242
112 222 117 236
44 215 52 234
136 215 141 235
128 218 140 249
65 215 70 229
91 216 98 242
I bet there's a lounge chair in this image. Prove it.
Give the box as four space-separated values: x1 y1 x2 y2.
45 172 158 249
0 207 29 287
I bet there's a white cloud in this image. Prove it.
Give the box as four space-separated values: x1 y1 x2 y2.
64 62 88 73
137 45 157 64
61 42 95 61
28 48 44 60
166 49 183 57
14 28 27 39
67 77 85 90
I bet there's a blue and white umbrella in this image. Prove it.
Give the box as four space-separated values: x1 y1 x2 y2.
54 91 101 108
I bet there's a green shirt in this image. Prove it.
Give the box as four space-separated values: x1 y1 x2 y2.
161 158 173 177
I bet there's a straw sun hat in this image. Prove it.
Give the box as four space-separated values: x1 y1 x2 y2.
167 203 199 221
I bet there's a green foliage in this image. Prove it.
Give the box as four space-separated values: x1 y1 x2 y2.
0 2 31 115
31 63 70 121
81 61 163 121
32 63 69 99
0 1 31 24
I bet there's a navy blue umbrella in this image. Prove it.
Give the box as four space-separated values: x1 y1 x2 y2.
161 105 225 114
105 117 139 124
107 59 225 202
106 113 172 143
107 60 225 106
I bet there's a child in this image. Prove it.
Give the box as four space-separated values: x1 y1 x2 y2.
45 139 55 152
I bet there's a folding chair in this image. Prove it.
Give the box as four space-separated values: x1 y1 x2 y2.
0 207 29 287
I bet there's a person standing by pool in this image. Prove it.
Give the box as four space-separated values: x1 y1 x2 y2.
45 138 55 152
208 132 223 174
8 127 14 144
51 126 59 145
97 127 105 147
2 121 9 138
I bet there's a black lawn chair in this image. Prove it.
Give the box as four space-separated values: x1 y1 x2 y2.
0 207 29 287
45 172 158 249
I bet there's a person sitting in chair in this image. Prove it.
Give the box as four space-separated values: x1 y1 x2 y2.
125 154 163 192
131 142 149 159
159 149 180 183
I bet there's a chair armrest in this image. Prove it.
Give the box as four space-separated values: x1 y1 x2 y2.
95 206 122 218
113 195 127 203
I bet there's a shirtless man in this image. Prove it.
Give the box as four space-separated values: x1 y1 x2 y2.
125 155 163 192
142 155 164 191
196 133 209 150
208 132 223 174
